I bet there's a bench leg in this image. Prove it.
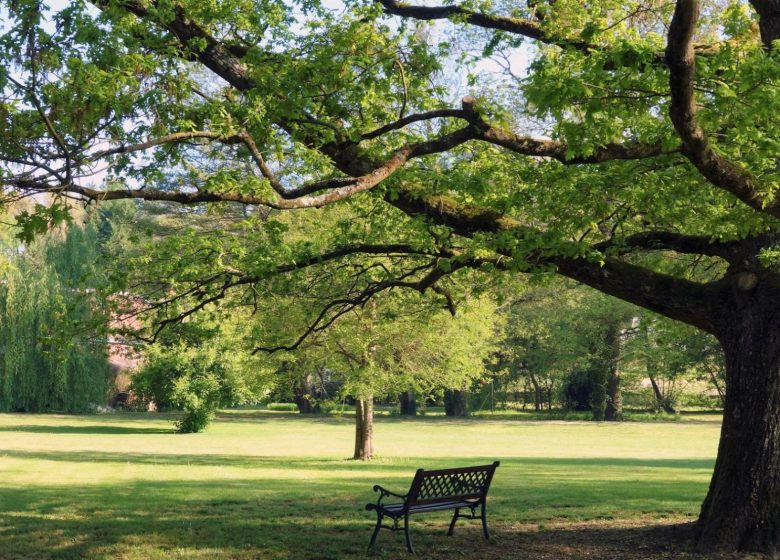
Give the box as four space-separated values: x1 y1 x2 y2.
447 508 460 536
368 512 383 549
480 502 490 540
404 513 414 553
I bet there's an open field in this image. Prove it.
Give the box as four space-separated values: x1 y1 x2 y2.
0 411 762 559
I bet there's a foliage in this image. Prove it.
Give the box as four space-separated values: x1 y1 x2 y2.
261 290 501 405
624 317 725 412
131 339 267 432
0 215 110 412
171 371 223 433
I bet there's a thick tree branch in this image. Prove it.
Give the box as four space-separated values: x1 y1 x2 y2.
94 0 257 91
666 0 773 217
553 256 718 333
376 0 594 52
749 0 780 50
377 0 721 64
15 126 477 209
595 231 741 260
460 97 674 164
361 109 466 141
388 185 719 331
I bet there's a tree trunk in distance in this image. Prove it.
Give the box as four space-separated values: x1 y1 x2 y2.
708 370 726 407
399 390 417 416
648 374 676 414
353 396 374 460
696 307 780 552
293 373 315 414
444 389 469 417
528 371 542 412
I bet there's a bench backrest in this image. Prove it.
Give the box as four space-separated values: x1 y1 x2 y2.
406 461 499 506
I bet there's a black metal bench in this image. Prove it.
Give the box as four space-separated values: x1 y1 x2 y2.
365 461 499 553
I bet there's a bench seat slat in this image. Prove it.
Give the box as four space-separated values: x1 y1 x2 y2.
378 499 480 516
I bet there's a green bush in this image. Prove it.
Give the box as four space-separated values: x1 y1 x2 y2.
266 402 299 412
171 372 223 433
131 345 259 433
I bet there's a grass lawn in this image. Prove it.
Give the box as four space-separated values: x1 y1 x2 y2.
0 410 754 559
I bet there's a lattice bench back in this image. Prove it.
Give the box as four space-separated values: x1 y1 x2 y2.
407 461 500 506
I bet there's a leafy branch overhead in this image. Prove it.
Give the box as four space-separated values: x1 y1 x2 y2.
1 0 769 330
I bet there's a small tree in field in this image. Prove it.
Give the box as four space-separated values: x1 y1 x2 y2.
263 292 498 460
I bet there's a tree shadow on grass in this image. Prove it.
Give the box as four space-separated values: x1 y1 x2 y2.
0 424 173 434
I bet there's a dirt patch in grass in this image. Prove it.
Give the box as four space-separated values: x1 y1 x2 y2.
369 519 773 560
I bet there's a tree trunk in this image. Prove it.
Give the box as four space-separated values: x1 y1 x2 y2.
750 0 780 50
354 396 374 460
604 323 623 421
696 310 780 552
605 370 622 421
648 374 676 414
528 371 542 412
708 370 726 407
546 386 552 411
293 373 315 414
399 390 417 416
444 389 468 417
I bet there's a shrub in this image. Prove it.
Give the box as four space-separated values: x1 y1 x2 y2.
266 402 299 412
131 344 260 432
170 372 223 433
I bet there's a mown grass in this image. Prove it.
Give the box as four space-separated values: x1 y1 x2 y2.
0 411 724 559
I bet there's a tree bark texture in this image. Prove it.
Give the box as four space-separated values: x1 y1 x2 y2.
293 373 315 414
528 371 542 412
354 397 374 460
444 389 469 417
697 301 780 552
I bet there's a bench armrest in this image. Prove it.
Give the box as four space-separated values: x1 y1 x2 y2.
373 485 407 499
365 484 408 511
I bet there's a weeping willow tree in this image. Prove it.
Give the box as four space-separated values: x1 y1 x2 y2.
0 220 110 412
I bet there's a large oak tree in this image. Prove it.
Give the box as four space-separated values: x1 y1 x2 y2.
2 0 780 552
